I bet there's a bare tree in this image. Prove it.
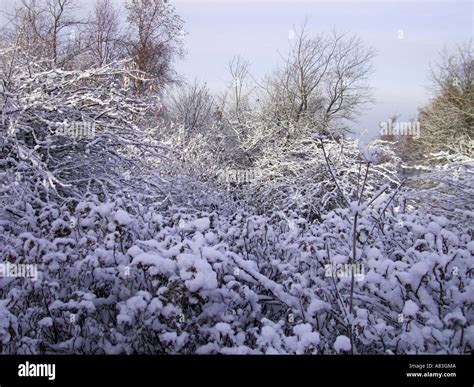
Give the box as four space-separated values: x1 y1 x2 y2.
3 0 84 69
124 0 185 94
44 0 83 66
227 55 251 121
263 22 375 134
169 79 214 134
322 32 374 128
1 0 48 63
86 0 123 67
418 41 473 157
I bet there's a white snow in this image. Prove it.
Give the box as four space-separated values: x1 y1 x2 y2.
114 209 133 226
38 317 53 327
403 300 419 317
360 146 383 163
177 253 218 292
0 61 471 355
131 253 177 276
180 218 210 232
334 335 351 353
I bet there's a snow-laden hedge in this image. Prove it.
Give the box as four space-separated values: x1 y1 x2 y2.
0 189 472 354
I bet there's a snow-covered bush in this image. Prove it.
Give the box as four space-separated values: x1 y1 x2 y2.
402 152 474 226
0 181 471 354
246 136 400 218
0 36 472 356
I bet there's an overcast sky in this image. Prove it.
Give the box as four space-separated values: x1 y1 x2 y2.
2 0 472 140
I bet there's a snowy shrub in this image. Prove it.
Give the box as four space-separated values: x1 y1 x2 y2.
0 53 164 200
0 182 471 354
0 41 472 356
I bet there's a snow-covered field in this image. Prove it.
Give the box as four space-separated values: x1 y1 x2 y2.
0 5 472 355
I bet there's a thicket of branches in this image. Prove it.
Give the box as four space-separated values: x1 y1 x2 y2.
0 1 472 355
